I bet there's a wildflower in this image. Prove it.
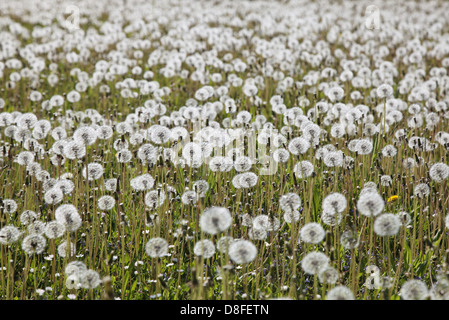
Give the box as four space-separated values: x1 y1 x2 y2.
131 174 155 191
150 125 171 144
97 126 113 140
323 151 344 167
355 139 373 155
44 188 64 205
366 265 380 276
66 274 82 290
397 211 411 226
376 84 393 98
137 144 158 163
65 261 87 276
252 214 279 231
210 156 233 172
380 175 392 187
55 180 75 195
35 289 45 296
283 210 300 224
327 86 345 102
322 211 343 226
238 172 258 188
116 149 133 163
380 276 394 290
193 180 209 197
381 145 397 157
234 156 253 172
430 278 449 300
365 274 381 290
387 195 399 202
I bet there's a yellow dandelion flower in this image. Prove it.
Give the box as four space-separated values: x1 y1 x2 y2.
387 195 399 202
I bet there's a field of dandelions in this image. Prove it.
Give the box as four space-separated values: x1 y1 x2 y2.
1 0 449 301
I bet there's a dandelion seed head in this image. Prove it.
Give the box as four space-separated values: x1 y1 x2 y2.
145 237 169 258
340 229 360 249
193 239 215 258
57 242 76 258
22 234 46 255
80 269 102 289
429 163 449 183
357 192 384 217
301 251 329 275
200 207 232 235
318 266 339 284
20 210 39 225
322 193 347 215
82 163 104 181
44 221 66 239
229 240 257 264
65 260 87 277
374 213 401 236
2 199 18 214
400 280 429 300
280 193 302 212
326 286 355 300
181 190 197 205
0 225 21 245
55 204 82 232
299 223 325 244
98 195 116 211
414 183 430 198
28 221 46 235
293 160 314 179
145 190 166 209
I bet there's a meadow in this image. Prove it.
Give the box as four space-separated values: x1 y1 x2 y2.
0 0 449 300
